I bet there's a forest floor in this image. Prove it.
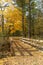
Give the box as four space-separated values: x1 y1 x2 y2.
0 55 43 65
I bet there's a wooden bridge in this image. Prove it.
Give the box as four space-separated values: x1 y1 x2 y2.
9 37 43 56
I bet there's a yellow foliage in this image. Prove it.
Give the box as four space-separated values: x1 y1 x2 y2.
14 21 22 31
4 6 26 34
4 6 22 33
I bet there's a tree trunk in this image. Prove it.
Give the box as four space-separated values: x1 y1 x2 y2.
1 14 4 37
22 8 25 37
28 0 32 38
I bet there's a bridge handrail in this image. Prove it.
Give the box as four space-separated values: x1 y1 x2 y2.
20 37 43 43
19 38 43 51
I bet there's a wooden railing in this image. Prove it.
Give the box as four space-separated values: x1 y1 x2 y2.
19 37 43 51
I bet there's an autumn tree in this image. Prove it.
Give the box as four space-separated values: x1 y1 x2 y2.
4 6 27 36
